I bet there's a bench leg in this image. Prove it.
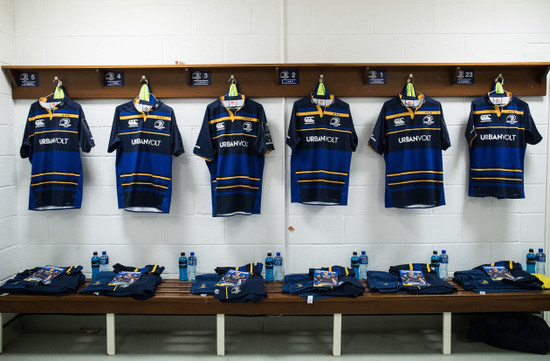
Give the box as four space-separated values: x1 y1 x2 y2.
106 313 116 356
0 313 3 354
442 312 452 355
216 314 225 356
333 313 342 357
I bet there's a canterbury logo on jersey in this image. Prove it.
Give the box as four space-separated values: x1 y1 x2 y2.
304 116 315 125
128 119 139 127
35 119 45 128
39 137 68 145
479 114 492 122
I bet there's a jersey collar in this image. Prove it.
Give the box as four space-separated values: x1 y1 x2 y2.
220 94 246 122
310 94 335 118
39 96 69 120
398 92 425 119
133 94 161 121
485 91 513 117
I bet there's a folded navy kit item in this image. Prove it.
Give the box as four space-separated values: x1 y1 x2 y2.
368 263 457 294
79 263 164 300
0 265 85 296
453 260 542 293
282 265 365 301
190 263 267 303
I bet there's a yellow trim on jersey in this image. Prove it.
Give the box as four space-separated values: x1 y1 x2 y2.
415 111 441 115
120 173 171 181
215 185 259 190
469 134 477 147
118 130 170 137
388 179 444 186
211 133 257 140
121 182 169 190
473 109 524 115
296 127 352 134
385 112 410 120
427 264 431 273
296 170 348 176
213 176 260 182
471 177 522 181
31 181 78 187
474 126 525 131
470 168 522 173
323 111 350 118
385 127 441 136
209 115 258 124
29 129 78 137
297 179 346 185
119 114 171 121
31 172 80 178
151 265 158 273
28 113 79 122
296 111 320 117
387 170 443 177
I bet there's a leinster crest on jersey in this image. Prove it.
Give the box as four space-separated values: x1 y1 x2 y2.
242 122 252 132
59 118 71 128
330 117 341 127
154 120 165 130
423 115 434 125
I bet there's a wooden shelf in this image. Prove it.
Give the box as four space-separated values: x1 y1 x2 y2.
3 63 550 99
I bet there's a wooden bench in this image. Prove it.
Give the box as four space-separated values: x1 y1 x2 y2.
1 279 549 356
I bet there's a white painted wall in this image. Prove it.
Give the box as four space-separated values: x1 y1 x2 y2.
0 0 17 281
8 0 550 278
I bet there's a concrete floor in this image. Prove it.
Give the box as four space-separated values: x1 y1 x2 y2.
0 314 548 360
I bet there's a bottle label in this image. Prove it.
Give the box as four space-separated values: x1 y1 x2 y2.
265 260 273 269
351 260 359 268
179 260 187 268
92 260 100 268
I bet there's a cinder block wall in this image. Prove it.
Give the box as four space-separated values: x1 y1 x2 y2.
7 0 550 277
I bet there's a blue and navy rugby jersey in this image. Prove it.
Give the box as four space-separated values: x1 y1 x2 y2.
369 90 450 208
465 93 542 199
20 96 94 210
287 95 358 205
194 96 274 217
108 96 184 213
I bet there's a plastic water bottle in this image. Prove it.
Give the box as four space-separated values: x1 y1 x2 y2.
273 252 284 281
178 252 188 281
439 250 448 280
265 251 274 281
526 248 536 274
188 252 197 281
430 250 440 277
91 251 100 280
535 248 546 275
351 251 360 279
99 251 109 272
359 251 368 280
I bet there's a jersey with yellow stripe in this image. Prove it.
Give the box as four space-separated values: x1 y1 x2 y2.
20 96 95 210
465 93 542 199
287 95 358 205
108 96 184 213
194 97 274 217
369 92 450 208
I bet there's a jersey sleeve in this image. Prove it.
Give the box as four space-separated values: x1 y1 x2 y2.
20 108 34 159
193 107 216 161
465 103 477 147
368 104 387 155
286 103 301 149
170 111 185 156
78 106 95 153
254 106 275 155
107 107 121 153
439 106 451 151
523 104 542 145
348 108 359 152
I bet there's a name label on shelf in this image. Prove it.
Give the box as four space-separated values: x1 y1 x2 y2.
19 72 39 87
367 69 387 85
191 70 211 86
456 69 474 84
104 71 125 86
279 69 299 85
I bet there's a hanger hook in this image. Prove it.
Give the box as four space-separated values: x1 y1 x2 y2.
319 74 324 83
227 74 237 84
495 73 504 85
53 76 62 87
407 73 414 84
140 75 148 85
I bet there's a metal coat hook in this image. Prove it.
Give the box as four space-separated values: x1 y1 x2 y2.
228 74 237 84
140 75 149 84
53 76 62 87
407 73 414 84
495 73 504 85
319 74 324 83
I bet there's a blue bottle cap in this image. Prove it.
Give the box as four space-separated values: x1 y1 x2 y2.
276 252 281 256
